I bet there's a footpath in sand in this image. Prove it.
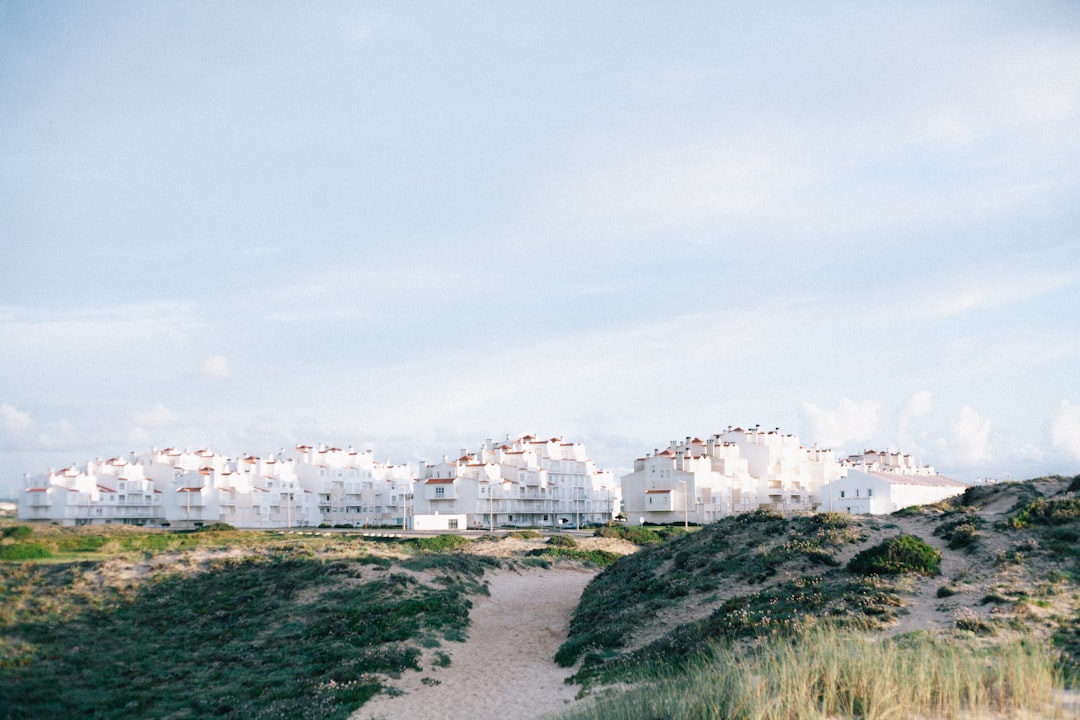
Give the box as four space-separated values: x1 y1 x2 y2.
355 566 596 720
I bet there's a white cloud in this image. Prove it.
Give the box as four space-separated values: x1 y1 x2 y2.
201 355 230 379
797 398 881 451
1049 400 1080 462
0 403 33 435
937 405 993 466
131 402 176 429
917 267 1080 319
896 390 934 451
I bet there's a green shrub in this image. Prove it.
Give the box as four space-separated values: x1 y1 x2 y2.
509 529 541 539
526 547 620 567
1009 498 1080 528
2 526 32 540
1069 474 1080 493
194 522 236 532
595 525 664 544
547 534 578 548
948 523 979 549
847 534 941 576
410 534 471 552
735 508 786 524
0 543 52 561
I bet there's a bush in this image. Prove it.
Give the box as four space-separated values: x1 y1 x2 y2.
847 534 941 576
2 526 32 540
1009 498 1080 528
547 534 579 548
948 523 979 550
193 522 236 533
595 525 663 545
0 543 52 561
411 534 471 552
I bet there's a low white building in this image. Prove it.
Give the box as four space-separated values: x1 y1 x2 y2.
412 513 467 531
821 451 966 514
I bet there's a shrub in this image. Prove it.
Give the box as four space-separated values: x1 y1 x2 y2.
547 534 579 548
0 543 52 561
948 523 979 550
410 534 471 552
526 547 620 567
937 584 958 598
595 525 663 545
1009 498 1080 528
194 522 236 532
847 534 941 576
2 526 32 540
509 530 541 539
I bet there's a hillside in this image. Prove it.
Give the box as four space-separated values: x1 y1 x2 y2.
554 475 1080 719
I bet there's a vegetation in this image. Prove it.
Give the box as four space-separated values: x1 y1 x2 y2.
556 512 889 684
0 529 494 720
594 524 686 545
527 546 621 567
847 534 941 576
556 627 1063 720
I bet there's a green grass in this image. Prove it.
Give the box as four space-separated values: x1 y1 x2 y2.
556 627 1063 720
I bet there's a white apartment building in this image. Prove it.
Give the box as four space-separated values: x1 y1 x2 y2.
621 427 844 525
294 444 413 528
18 443 412 529
19 454 165 526
413 435 620 529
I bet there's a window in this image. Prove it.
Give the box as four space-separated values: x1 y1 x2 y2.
435 487 445 498
448 519 459 530
840 490 845 498
867 488 873 497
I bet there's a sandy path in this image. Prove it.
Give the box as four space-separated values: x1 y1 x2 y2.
354 566 596 720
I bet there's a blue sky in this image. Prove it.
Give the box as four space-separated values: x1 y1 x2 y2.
2 1 1079 497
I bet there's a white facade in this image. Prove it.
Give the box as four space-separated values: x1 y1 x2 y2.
821 452 966 514
413 435 619 529
622 428 845 524
19 455 165 526
294 444 413 528
18 444 412 529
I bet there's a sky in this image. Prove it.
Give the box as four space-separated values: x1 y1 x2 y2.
2 1 1080 498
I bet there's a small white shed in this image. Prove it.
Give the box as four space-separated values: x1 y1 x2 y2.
412 513 468 531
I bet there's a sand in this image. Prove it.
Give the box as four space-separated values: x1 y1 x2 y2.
354 566 596 720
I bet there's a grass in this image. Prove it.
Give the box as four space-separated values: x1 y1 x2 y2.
556 626 1064 720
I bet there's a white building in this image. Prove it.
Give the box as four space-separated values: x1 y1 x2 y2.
19 454 165 526
621 427 845 524
294 444 413 528
413 435 619 529
17 443 412 529
820 451 966 514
